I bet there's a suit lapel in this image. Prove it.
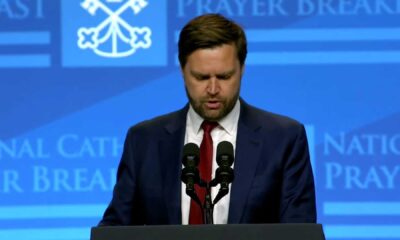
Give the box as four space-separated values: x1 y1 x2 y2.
228 101 263 223
159 107 188 224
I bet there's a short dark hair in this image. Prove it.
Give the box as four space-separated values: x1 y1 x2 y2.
178 14 247 68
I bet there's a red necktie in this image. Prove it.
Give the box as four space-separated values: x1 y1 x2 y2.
189 121 218 224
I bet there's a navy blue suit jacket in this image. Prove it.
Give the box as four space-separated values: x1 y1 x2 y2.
99 100 316 225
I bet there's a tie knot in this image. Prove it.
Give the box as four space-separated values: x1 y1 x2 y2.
201 121 219 133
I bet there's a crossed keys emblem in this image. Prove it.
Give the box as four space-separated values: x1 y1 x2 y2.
78 0 152 58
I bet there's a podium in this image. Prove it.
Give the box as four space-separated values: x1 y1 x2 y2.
91 224 325 240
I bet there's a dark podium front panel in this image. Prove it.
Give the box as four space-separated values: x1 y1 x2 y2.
91 223 325 240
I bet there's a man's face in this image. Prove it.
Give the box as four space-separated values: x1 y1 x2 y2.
182 44 243 122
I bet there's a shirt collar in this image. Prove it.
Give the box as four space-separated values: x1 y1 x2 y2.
187 99 240 136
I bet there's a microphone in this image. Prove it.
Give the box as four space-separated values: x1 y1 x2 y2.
213 141 235 204
181 143 202 207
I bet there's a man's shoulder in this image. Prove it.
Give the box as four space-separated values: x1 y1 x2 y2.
242 101 303 130
127 106 188 136
241 102 307 145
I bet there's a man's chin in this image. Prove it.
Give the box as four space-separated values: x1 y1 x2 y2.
191 102 229 121
201 109 225 122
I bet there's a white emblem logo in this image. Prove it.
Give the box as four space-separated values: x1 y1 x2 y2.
78 0 151 58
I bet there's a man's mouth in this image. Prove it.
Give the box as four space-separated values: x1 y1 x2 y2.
205 100 221 109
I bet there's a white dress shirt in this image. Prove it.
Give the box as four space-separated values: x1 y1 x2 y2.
181 100 240 224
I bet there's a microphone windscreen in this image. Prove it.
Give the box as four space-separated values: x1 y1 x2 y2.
216 141 234 165
182 143 200 165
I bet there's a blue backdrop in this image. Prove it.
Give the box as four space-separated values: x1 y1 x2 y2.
1 0 400 239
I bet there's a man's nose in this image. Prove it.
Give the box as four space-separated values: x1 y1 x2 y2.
207 78 220 95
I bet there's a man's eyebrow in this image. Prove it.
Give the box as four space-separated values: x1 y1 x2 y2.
190 69 236 77
190 70 210 78
217 69 236 76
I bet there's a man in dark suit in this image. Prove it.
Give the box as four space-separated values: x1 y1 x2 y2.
99 13 316 225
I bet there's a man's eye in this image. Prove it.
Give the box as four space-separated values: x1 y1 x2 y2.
196 76 209 80
218 75 231 80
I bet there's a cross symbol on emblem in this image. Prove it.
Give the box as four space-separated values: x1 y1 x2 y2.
78 0 152 58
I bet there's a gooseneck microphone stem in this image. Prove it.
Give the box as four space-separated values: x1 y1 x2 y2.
203 182 214 224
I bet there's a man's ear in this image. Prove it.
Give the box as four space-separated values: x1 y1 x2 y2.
181 66 187 84
240 65 245 77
